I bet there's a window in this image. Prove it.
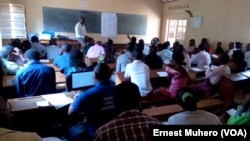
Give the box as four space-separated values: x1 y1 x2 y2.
165 19 187 46
0 3 26 39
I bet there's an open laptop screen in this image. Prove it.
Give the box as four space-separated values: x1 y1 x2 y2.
71 71 95 91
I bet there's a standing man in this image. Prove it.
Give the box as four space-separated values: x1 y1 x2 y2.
75 16 88 49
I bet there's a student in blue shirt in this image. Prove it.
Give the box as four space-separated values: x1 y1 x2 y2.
15 49 56 97
67 62 116 141
53 43 72 73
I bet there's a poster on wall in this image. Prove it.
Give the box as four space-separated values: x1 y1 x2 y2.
101 12 117 37
190 16 202 28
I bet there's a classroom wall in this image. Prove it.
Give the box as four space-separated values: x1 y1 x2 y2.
162 0 250 51
1 0 163 44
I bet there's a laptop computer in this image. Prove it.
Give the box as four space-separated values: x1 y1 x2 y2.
71 71 95 91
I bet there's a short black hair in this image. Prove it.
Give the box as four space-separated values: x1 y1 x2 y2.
198 44 206 51
69 50 84 67
94 63 111 81
132 49 143 60
0 45 14 58
31 36 39 43
114 82 141 112
176 86 199 111
220 53 230 64
125 43 135 52
61 43 72 53
24 49 40 61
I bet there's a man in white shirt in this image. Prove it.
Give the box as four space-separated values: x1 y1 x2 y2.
190 44 211 69
124 49 152 97
75 16 88 48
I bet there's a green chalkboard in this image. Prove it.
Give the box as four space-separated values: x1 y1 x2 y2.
43 7 147 35
43 7 101 33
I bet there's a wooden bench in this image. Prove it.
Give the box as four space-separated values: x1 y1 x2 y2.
142 99 224 121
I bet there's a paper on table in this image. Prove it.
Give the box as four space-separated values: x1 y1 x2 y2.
40 59 50 63
191 67 204 72
41 93 73 110
36 101 49 107
226 108 237 116
157 71 168 77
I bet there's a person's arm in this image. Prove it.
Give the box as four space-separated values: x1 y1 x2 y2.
165 66 180 76
15 72 24 97
116 57 121 72
124 63 131 78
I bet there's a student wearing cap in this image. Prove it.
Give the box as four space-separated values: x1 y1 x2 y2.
15 49 56 97
164 86 222 125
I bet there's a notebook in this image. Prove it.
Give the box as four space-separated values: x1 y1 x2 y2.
71 71 95 91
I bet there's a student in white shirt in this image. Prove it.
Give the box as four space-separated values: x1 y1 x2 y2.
190 53 231 98
165 86 222 125
124 49 152 97
190 43 211 69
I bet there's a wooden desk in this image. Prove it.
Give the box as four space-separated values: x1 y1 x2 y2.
187 67 206 83
2 72 65 88
40 39 81 50
7 92 74 113
115 69 167 85
219 73 249 113
142 99 224 121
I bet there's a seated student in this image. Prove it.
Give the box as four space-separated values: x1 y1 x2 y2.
103 38 115 63
190 43 211 69
67 63 116 141
143 45 163 69
186 39 196 56
245 43 250 70
157 41 173 62
82 37 95 56
214 41 225 55
86 40 105 59
124 49 153 97
228 50 247 73
227 42 235 59
46 39 60 60
116 43 134 72
164 86 222 125
227 94 250 125
152 52 188 101
53 43 72 73
173 44 191 69
15 49 56 97
64 50 96 92
94 82 162 141
190 54 231 99
0 96 62 141
30 35 47 58
22 39 32 53
0 45 25 75
9 38 27 66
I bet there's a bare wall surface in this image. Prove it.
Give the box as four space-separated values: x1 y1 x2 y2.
1 0 163 44
163 0 250 50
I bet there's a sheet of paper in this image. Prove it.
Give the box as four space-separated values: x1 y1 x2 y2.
226 108 237 116
157 71 168 77
41 93 73 110
40 59 50 63
36 101 49 107
191 67 204 72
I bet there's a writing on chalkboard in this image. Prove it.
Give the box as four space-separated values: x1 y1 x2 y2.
43 7 147 35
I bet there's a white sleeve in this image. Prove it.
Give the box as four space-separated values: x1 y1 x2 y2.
124 64 130 78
